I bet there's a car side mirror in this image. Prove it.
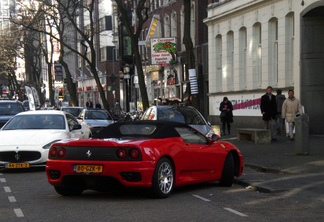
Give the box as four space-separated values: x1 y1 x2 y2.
72 124 82 131
209 134 219 143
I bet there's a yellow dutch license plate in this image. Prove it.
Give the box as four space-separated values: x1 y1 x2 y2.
74 165 103 173
6 163 30 168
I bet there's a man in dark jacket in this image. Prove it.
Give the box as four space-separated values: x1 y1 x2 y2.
261 86 277 137
86 98 93 109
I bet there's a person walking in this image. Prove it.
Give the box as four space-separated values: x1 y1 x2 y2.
260 86 277 139
86 98 93 109
114 100 122 120
275 89 286 135
282 89 302 140
219 97 233 135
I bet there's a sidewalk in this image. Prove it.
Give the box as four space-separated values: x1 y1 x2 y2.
220 130 324 193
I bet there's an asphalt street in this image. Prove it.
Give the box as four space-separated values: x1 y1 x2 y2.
0 132 323 221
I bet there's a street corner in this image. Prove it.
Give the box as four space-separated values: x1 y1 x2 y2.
234 167 290 194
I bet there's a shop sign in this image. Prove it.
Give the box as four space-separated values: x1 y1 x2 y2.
151 71 159 81
54 61 63 81
143 65 160 73
151 38 177 65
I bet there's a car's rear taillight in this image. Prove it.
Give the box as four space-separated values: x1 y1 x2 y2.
49 148 57 157
58 148 66 157
117 149 127 159
130 149 139 159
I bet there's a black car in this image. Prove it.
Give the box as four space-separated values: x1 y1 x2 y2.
61 106 83 118
0 100 25 128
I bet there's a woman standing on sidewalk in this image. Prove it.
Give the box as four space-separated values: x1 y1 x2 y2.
219 97 233 135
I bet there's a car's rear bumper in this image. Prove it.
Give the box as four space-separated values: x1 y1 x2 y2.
46 160 156 188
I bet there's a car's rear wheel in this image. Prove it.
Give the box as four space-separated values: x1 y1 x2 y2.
54 186 83 196
219 152 234 187
151 157 174 198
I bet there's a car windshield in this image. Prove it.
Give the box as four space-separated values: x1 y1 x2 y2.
2 114 66 130
62 108 82 117
157 107 206 125
119 124 157 135
0 103 24 115
85 110 111 120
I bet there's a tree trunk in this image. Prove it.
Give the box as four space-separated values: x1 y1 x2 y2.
183 0 199 111
47 62 55 106
59 53 78 107
132 40 149 110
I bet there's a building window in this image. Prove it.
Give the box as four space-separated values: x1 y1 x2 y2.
285 12 294 86
252 22 262 88
268 18 278 86
226 31 234 91
216 34 222 92
239 27 247 90
180 8 185 51
99 16 112 32
164 15 170 38
171 11 177 37
106 46 116 61
100 47 107 62
191 3 195 46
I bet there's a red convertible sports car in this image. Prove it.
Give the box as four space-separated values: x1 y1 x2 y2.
46 121 244 198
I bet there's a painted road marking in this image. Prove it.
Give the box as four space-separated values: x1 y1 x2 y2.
14 208 24 218
192 194 211 202
4 186 11 193
0 178 6 183
224 208 248 217
8 196 16 203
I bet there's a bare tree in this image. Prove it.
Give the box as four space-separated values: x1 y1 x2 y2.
12 0 112 112
0 25 28 100
0 31 19 94
115 0 150 110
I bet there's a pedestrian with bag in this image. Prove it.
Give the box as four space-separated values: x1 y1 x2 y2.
282 89 302 140
219 97 233 135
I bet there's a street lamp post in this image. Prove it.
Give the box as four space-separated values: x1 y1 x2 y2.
123 66 130 112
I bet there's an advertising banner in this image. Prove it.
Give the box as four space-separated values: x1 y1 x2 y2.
210 93 264 117
31 87 40 107
25 86 35 111
54 87 60 107
151 38 176 65
54 61 63 81
189 69 198 94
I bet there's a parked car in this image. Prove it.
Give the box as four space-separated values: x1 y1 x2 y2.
61 106 83 118
0 100 25 128
0 110 91 169
43 107 54 110
77 108 115 135
141 105 215 138
22 100 30 111
46 121 244 198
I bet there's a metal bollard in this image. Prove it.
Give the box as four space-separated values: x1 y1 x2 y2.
294 113 310 155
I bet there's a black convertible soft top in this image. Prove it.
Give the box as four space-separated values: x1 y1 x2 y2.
93 120 190 139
